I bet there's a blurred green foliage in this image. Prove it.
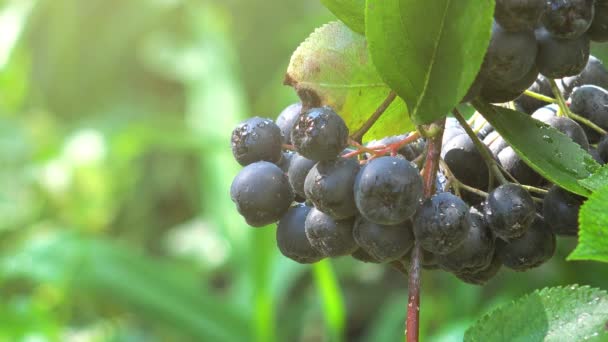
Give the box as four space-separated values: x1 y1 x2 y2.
0 0 605 341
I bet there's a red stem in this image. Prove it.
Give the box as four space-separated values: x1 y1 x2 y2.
406 119 445 342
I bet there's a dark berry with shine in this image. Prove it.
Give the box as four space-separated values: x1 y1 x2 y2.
351 248 380 263
543 185 585 236
484 184 536 240
276 103 302 144
304 158 360 219
437 207 496 273
543 0 595 39
497 215 556 271
561 56 608 97
588 0 608 41
495 0 545 32
276 151 295 173
599 135 608 162
535 28 590 79
569 85 608 143
479 65 538 103
277 204 323 263
231 117 283 166
291 106 349 161
353 217 415 263
287 154 316 198
354 156 423 225
454 254 502 285
305 208 357 257
442 132 490 190
497 147 544 185
413 192 470 255
480 22 538 85
230 161 294 227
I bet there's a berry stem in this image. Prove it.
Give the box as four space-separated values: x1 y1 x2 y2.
523 90 558 104
520 184 549 195
567 111 608 136
547 79 607 135
405 119 445 342
452 109 509 186
439 159 489 198
548 78 571 118
351 91 397 143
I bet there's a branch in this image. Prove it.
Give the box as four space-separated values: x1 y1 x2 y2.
351 91 397 143
406 119 445 342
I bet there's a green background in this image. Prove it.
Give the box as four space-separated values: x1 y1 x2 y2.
0 0 606 340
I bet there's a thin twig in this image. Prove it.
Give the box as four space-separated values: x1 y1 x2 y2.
350 91 398 143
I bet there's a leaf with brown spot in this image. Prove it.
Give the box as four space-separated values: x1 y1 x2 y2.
285 21 412 141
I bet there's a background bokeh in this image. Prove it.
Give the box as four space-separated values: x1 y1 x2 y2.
0 0 606 341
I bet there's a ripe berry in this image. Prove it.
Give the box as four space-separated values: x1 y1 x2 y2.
353 217 415 263
442 132 490 190
531 104 559 122
413 192 470 255
543 185 585 236
291 106 349 161
305 208 358 257
561 56 608 97
588 1 608 41
497 147 544 185
543 0 595 39
437 207 496 273
454 254 502 285
276 103 302 144
354 156 423 225
599 135 608 162
231 117 283 166
231 161 294 227
480 22 538 85
276 151 295 173
589 146 605 164
569 85 608 143
287 153 317 198
497 215 556 271
535 28 590 78
351 248 380 263
495 0 545 32
304 158 360 219
484 184 536 240
480 65 539 104
277 204 323 263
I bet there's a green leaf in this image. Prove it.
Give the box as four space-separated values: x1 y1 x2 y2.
568 184 608 263
286 21 412 141
313 260 346 342
0 231 250 341
365 0 493 124
465 285 608 341
474 101 599 197
580 165 608 192
320 0 365 34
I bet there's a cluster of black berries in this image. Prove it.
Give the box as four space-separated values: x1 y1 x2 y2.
467 0 608 103
231 103 571 285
